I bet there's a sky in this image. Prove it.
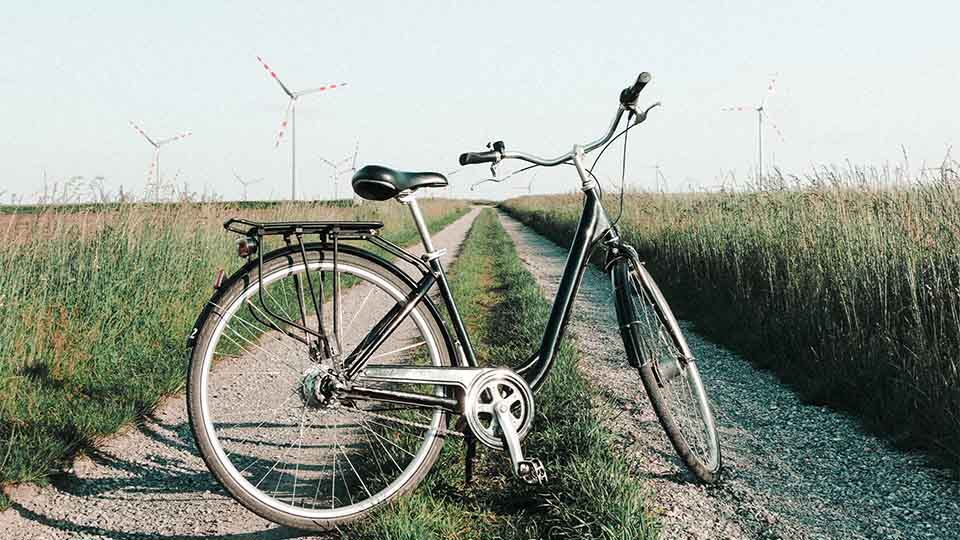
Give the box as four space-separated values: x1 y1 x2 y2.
0 1 957 202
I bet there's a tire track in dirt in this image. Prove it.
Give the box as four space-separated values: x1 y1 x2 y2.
498 210 960 540
0 207 481 540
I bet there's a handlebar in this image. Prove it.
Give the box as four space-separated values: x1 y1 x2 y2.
459 150 500 166
458 71 655 169
620 72 651 106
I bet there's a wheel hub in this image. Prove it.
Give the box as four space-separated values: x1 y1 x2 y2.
300 364 339 409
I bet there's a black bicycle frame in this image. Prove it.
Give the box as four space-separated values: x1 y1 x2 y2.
514 186 617 391
226 187 617 412
340 185 616 396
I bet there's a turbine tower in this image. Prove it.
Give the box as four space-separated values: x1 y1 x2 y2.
129 121 191 202
256 55 346 201
722 75 784 181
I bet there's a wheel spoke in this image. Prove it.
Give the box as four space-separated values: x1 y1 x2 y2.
368 340 427 362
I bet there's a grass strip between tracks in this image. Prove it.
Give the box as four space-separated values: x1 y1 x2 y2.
351 208 657 539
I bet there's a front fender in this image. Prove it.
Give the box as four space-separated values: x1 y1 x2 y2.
611 258 644 369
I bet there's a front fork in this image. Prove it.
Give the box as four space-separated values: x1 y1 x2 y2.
608 243 687 385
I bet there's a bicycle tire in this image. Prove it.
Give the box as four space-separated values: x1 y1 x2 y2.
187 246 452 530
613 255 722 482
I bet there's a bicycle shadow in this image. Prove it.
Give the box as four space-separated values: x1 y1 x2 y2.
8 412 334 540
9 502 312 540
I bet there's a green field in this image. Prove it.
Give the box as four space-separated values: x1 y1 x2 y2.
0 199 468 507
502 175 960 466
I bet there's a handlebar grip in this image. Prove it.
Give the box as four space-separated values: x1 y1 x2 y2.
459 150 500 166
619 72 652 105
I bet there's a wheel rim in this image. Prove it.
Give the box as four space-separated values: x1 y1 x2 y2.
627 270 721 472
197 259 445 519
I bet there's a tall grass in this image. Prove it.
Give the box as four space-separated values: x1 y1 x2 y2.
0 199 468 503
502 165 960 465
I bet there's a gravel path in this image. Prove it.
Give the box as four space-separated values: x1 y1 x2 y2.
497 210 960 540
0 206 481 540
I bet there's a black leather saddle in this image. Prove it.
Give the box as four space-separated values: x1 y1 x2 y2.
351 165 448 201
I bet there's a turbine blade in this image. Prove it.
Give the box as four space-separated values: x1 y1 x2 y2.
274 99 294 148
157 131 192 146
129 121 157 147
147 154 156 182
721 106 754 112
147 147 159 186
761 75 778 108
766 112 786 142
256 55 295 98
294 82 348 97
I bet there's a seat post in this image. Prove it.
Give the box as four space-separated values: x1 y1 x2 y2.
397 192 437 255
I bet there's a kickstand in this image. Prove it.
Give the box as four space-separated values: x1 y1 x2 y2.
464 433 477 486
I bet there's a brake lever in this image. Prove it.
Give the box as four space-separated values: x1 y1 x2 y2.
470 164 524 191
471 174 507 191
629 101 662 126
487 140 505 177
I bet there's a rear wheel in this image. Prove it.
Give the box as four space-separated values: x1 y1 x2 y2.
613 255 721 482
187 248 451 530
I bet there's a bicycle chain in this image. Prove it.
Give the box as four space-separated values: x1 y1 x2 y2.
347 405 466 439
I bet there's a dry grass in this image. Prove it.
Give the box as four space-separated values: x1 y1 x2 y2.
502 163 960 465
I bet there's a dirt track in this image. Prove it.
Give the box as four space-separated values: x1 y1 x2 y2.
497 210 960 540
0 207 481 540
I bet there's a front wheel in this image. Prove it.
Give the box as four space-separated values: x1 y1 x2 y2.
613 254 722 482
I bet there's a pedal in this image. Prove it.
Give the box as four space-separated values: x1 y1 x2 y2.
517 458 548 485
492 393 548 485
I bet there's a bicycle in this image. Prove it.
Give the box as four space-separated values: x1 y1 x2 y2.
186 71 721 531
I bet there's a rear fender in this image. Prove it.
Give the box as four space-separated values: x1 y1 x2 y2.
186 243 458 365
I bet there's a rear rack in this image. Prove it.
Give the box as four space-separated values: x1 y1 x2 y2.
219 216 428 360
224 218 383 240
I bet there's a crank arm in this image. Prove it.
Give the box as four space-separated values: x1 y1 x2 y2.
493 398 547 485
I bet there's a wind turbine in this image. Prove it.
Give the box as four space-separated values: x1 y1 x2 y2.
524 172 539 195
129 121 191 202
722 75 784 181
648 163 669 193
318 141 359 201
233 171 263 202
256 55 347 201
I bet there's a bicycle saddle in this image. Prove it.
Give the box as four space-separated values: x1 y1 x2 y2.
352 165 448 201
